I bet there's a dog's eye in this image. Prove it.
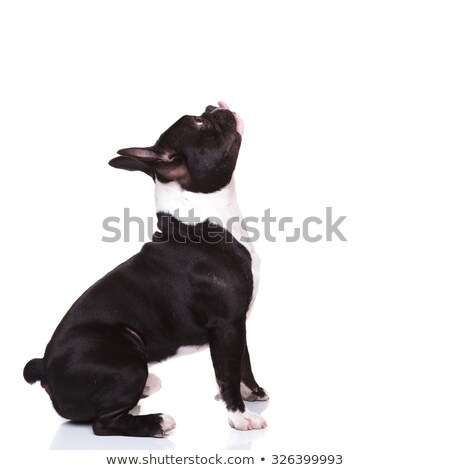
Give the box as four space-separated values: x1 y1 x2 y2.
194 117 204 127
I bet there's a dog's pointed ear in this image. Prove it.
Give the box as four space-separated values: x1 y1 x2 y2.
109 146 172 175
109 145 189 183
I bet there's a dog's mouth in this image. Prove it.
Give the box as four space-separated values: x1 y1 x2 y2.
206 101 244 136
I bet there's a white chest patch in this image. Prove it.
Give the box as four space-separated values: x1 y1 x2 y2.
154 178 260 317
174 344 208 357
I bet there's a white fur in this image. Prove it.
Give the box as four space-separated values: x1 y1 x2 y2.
239 382 255 401
155 177 241 233
239 382 253 400
228 410 267 430
174 344 208 357
160 414 176 433
154 177 260 317
240 381 270 401
142 373 161 398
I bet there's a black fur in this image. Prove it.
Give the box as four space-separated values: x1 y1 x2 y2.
24 104 266 437
109 105 241 193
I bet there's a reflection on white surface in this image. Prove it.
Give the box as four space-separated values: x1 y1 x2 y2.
49 397 270 450
49 422 268 451
50 422 177 450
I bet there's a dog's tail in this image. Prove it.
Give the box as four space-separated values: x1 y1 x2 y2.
23 358 46 384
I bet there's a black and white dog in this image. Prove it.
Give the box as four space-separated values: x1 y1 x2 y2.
23 102 268 437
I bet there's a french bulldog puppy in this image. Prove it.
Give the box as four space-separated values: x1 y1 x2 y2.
24 102 268 437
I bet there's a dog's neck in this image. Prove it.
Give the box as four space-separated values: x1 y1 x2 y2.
154 177 249 247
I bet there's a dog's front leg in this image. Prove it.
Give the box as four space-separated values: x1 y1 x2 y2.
240 343 270 402
209 321 267 430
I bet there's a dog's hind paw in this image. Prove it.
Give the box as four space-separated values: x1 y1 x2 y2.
240 382 270 402
93 411 175 438
159 414 176 435
228 410 267 431
142 373 162 398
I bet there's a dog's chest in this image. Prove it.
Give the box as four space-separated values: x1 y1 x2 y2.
232 230 260 318
155 177 260 317
245 247 260 317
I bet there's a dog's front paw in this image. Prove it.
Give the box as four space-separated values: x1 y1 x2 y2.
240 382 270 402
228 410 267 430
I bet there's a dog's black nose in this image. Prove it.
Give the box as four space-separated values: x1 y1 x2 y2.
205 105 216 113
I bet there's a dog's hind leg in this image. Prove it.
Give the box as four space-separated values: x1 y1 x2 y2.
91 366 174 437
89 329 174 437
45 324 175 437
93 408 175 437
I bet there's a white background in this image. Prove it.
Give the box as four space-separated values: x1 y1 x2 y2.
1 1 449 468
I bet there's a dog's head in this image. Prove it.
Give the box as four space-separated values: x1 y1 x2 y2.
109 102 243 194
